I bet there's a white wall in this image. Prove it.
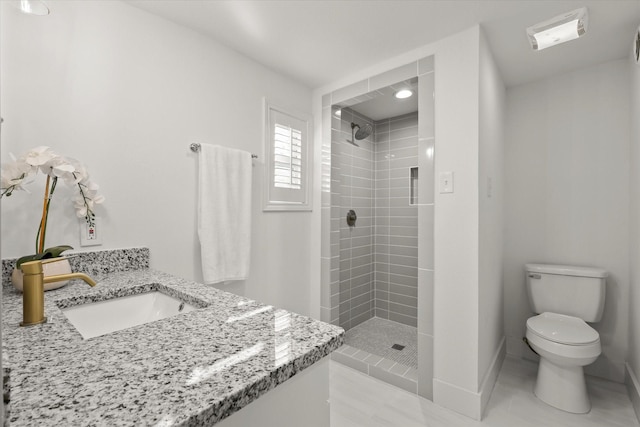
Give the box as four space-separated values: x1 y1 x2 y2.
628 41 640 418
431 27 505 420
431 26 481 400
477 29 505 402
0 1 313 316
504 59 631 382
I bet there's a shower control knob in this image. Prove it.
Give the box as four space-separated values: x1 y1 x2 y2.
346 210 357 227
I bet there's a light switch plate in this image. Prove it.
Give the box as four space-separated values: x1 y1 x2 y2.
440 171 454 193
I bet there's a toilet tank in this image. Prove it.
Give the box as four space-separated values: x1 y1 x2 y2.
525 263 608 322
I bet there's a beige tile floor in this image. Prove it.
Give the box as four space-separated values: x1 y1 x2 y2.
330 356 640 427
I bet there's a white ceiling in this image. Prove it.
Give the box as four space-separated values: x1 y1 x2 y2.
127 0 640 89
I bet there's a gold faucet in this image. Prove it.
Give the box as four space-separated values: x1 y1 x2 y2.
19 259 97 327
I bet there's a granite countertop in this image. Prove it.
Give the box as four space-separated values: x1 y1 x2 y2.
2 268 344 426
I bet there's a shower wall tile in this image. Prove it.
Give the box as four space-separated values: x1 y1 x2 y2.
374 112 419 327
351 236 372 248
390 217 418 228
390 156 418 170
332 108 425 331
418 204 435 270
321 207 332 258
393 146 420 160
389 274 418 289
375 121 390 134
391 113 420 131
418 138 435 205
331 106 343 130
390 235 418 247
390 293 417 308
333 107 376 329
418 268 434 336
375 308 389 319
389 207 416 217
390 264 417 278
390 137 419 151
418 73 435 139
321 265 332 315
389 311 417 328
375 280 389 292
390 283 418 298
390 127 419 141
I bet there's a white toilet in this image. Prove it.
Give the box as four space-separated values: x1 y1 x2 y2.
524 263 608 414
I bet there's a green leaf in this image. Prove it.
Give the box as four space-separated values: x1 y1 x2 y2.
16 254 42 269
15 245 73 269
43 245 73 258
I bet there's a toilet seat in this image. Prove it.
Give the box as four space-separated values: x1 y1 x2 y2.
527 312 599 345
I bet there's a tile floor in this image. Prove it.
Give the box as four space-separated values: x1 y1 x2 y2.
330 355 640 427
344 317 418 367
334 317 420 394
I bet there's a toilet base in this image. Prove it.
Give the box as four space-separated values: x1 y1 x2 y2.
534 357 591 414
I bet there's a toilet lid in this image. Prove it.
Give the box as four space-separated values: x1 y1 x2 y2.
527 312 599 345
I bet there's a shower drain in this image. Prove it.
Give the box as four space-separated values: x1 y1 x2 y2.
391 344 405 351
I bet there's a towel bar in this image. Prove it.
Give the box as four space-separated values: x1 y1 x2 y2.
190 143 258 159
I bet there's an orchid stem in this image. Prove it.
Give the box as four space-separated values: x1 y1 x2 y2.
37 174 51 254
41 177 57 253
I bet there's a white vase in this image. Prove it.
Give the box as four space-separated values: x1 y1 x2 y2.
11 258 73 292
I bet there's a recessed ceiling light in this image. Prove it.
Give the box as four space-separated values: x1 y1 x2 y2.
11 0 50 15
526 8 588 51
334 109 342 117
394 89 413 99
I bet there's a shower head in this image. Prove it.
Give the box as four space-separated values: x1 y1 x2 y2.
347 122 372 146
352 122 372 140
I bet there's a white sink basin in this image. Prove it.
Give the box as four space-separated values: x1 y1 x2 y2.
61 291 197 339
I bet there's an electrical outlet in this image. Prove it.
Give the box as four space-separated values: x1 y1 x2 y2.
80 217 103 247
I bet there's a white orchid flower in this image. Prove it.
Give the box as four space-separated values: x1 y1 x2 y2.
1 155 34 195
75 205 88 218
51 162 78 185
24 146 56 168
66 157 89 183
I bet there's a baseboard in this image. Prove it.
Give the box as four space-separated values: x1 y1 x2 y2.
626 363 640 423
479 336 506 417
433 378 482 420
433 337 506 421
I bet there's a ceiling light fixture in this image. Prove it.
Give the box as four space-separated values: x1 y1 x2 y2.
11 0 50 16
526 8 588 51
394 89 413 99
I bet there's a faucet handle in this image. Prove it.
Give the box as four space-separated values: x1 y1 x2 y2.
20 260 45 275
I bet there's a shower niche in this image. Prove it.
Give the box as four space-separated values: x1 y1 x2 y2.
322 59 435 398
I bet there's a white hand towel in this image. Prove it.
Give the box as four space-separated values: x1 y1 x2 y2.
198 143 252 284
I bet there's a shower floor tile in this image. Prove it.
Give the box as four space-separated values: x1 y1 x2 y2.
344 317 417 368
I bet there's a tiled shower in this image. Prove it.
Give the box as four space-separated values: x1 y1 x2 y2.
334 109 419 330
321 56 435 398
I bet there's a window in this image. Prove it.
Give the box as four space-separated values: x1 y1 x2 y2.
273 123 302 190
264 101 312 211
